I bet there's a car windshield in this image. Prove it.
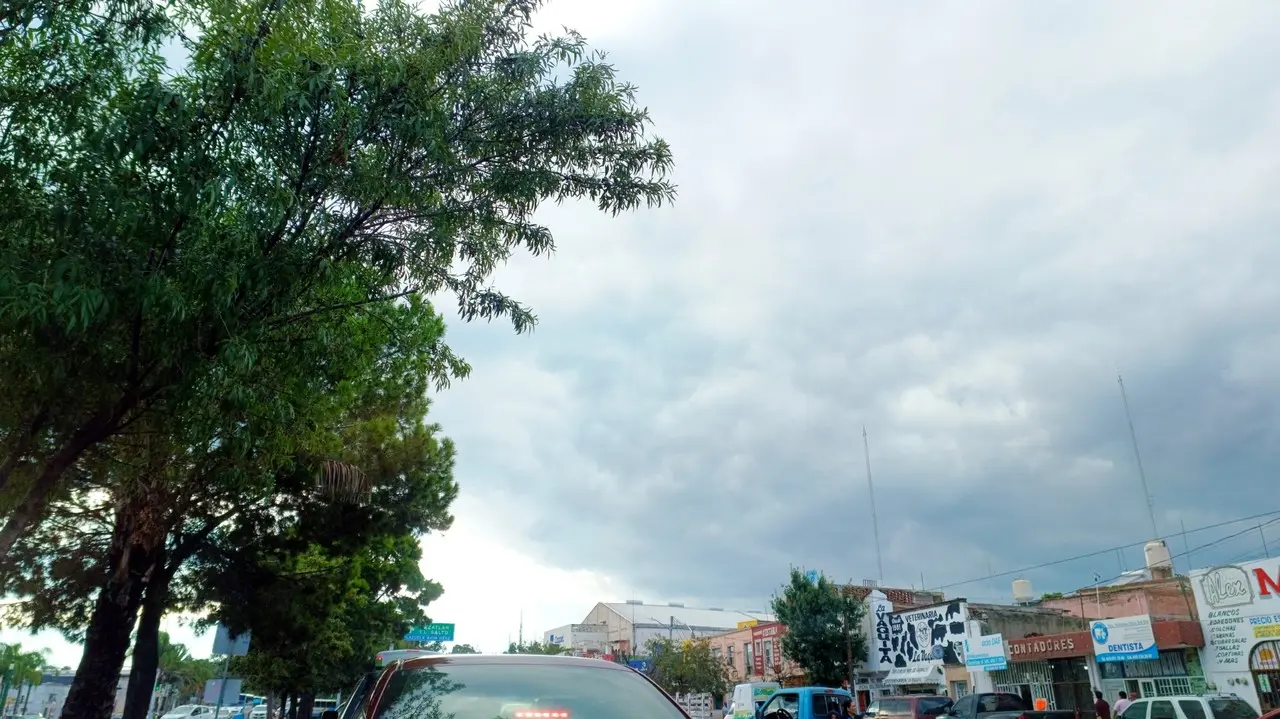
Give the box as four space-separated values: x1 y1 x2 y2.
1209 699 1259 719
369 662 685 719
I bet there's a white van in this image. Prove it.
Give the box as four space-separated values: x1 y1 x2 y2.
731 683 781 719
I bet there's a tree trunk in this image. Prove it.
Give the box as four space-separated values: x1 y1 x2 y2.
298 693 315 719
123 559 172 719
59 503 159 719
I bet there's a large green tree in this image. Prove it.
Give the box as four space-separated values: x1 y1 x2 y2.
187 390 458 716
770 569 866 687
0 0 674 558
645 638 732 698
0 297 458 719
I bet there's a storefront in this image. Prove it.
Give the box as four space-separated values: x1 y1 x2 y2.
992 620 1204 716
1191 560 1280 712
870 599 970 697
1091 614 1207 700
992 634 1093 716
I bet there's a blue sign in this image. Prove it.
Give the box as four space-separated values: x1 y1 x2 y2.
1091 615 1158 663
212 624 252 657
628 659 652 672
405 623 455 642
963 633 1008 672
806 570 819 584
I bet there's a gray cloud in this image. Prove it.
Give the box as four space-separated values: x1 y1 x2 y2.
428 0 1280 613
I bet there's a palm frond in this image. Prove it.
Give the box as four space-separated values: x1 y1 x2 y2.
316 459 369 504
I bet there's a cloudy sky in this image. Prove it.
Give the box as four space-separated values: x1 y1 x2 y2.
10 0 1280 666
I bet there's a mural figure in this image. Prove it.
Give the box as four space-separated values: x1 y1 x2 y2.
880 601 968 669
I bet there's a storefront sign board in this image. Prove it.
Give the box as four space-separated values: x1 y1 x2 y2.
1191 561 1280 674
964 633 1008 671
1091 614 1158 663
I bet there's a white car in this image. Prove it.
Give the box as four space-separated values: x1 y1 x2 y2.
162 707 217 719
249 707 269 719
1118 695 1259 719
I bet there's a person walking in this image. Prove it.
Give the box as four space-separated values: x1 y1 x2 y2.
1114 691 1132 718
1094 690 1111 719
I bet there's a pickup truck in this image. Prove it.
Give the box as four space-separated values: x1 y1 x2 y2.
759 687 855 719
946 693 1076 719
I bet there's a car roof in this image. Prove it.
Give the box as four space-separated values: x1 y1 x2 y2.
396 653 633 672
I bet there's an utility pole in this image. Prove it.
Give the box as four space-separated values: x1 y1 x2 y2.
863 426 884 583
670 616 675 640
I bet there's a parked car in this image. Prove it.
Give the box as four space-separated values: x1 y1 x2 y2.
946 693 1075 719
162 706 217 719
758 686 856 719
1117 695 1259 719
864 696 952 719
340 652 689 719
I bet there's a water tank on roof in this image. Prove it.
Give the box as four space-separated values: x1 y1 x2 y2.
1012 578 1034 604
1145 540 1173 574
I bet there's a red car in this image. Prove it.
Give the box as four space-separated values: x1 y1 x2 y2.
341 653 691 719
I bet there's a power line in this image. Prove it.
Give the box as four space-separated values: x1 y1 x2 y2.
931 508 1280 591
1084 516 1280 589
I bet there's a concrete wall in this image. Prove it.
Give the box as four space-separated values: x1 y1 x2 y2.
967 604 1089 640
1038 579 1198 621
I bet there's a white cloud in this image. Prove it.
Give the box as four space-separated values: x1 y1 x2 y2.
418 495 628 652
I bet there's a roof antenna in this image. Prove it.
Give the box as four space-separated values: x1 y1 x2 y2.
1117 371 1159 539
863 426 885 583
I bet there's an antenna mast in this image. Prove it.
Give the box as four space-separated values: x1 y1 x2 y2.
863 426 885 582
1118 373 1159 539
518 609 524 648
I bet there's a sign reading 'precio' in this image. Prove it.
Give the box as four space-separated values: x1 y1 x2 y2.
1006 633 1088 661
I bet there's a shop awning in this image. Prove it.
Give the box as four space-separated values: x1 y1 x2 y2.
882 663 944 686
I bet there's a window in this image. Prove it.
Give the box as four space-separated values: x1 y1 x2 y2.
369 661 687 719
950 681 969 699
713 647 722 660
1119 702 1147 719
879 700 911 715
745 643 754 672
866 702 881 718
950 696 977 719
727 645 735 666
764 639 774 668
1148 701 1176 719
813 694 846 718
763 693 801 719
994 695 1026 712
918 698 953 717
1208 699 1259 719
1178 701 1207 719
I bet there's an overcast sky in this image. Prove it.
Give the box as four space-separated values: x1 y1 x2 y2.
9 0 1280 666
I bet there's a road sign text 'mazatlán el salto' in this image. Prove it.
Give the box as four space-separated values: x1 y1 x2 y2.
405 623 455 642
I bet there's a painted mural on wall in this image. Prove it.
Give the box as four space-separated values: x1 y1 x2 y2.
874 600 968 669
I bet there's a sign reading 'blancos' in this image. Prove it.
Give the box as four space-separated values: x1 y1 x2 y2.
1191 560 1280 673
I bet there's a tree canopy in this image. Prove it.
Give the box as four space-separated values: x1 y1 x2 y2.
0 0 675 713
645 638 732 698
770 569 866 687
0 0 675 555
504 641 569 655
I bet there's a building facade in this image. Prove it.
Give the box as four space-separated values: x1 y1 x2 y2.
1190 558 1280 713
542 623 610 657
577 600 774 657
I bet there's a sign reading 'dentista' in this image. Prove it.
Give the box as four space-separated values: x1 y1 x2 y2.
1091 615 1158 663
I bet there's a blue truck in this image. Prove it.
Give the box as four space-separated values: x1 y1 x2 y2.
758 687 855 719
